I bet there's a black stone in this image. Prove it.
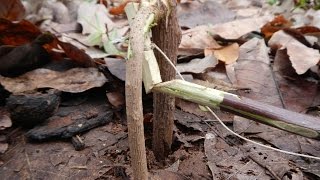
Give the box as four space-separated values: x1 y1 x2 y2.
6 90 61 127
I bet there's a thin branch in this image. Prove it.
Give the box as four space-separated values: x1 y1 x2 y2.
152 43 184 80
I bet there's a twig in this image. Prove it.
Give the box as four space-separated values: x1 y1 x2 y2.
23 137 34 180
24 150 33 180
226 160 252 180
152 43 184 80
70 166 88 170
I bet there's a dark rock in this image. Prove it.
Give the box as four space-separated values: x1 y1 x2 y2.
6 89 61 127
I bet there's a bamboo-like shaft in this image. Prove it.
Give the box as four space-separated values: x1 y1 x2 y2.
153 80 320 140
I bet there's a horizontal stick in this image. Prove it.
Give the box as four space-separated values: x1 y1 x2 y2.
153 80 320 140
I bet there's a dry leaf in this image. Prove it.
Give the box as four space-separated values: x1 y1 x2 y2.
269 30 320 74
226 38 281 106
210 15 273 39
180 16 272 49
104 58 126 81
304 9 320 28
261 15 292 40
106 91 125 109
59 34 109 59
180 25 220 49
273 49 318 112
0 33 54 77
109 0 133 15
58 40 96 67
0 19 41 46
177 1 235 28
176 55 218 73
77 1 115 35
296 26 320 35
205 43 239 64
0 0 25 21
204 133 272 179
0 68 108 93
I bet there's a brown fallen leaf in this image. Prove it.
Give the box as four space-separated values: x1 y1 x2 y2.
210 15 273 39
180 16 272 49
261 15 292 40
104 57 126 81
177 1 236 29
0 0 25 21
58 34 109 59
0 18 41 46
109 0 136 15
228 39 320 176
106 91 125 110
273 49 318 112
283 28 312 47
0 68 108 93
205 43 239 64
175 112 203 133
268 30 320 74
150 169 190 180
296 26 320 35
0 33 54 77
176 55 218 73
180 25 221 49
204 133 272 179
226 38 281 106
58 40 96 67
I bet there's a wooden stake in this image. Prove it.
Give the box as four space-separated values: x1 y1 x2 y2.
152 0 181 161
125 3 156 179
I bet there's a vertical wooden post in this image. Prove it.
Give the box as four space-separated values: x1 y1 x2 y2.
125 5 154 179
152 0 181 161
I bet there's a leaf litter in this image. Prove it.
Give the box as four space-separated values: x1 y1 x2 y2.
0 0 320 179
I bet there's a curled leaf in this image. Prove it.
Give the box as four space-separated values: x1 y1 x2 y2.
205 43 239 64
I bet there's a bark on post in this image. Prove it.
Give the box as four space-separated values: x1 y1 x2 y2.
152 0 181 161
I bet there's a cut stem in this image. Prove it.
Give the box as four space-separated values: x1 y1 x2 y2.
153 80 320 140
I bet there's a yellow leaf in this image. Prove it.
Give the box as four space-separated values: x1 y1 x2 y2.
213 43 239 64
